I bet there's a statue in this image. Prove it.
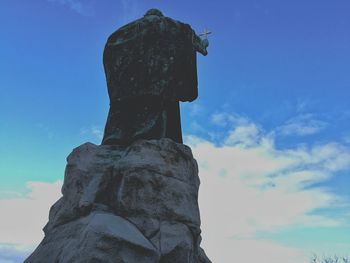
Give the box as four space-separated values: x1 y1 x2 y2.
102 8 209 145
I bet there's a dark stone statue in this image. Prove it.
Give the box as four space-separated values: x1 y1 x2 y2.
102 9 209 145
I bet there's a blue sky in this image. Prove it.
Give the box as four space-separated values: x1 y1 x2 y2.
0 0 349 262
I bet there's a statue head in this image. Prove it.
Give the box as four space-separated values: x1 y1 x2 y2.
144 8 164 17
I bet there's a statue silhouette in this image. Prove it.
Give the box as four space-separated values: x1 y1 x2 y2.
102 9 209 145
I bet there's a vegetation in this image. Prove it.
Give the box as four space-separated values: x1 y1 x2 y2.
311 255 349 263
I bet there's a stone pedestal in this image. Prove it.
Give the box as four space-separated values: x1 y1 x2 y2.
25 139 211 263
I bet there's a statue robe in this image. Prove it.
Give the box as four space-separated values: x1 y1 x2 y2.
102 13 207 145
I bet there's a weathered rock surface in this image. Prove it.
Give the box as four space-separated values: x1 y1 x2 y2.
25 139 211 263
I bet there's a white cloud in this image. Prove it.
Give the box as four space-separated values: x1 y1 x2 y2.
0 181 62 246
201 238 307 263
224 122 260 147
210 112 248 127
1 116 349 262
186 118 350 262
189 121 207 134
277 114 328 136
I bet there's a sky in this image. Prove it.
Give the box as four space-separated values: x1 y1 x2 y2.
0 0 350 262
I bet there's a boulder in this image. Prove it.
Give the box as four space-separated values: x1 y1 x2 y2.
25 139 211 263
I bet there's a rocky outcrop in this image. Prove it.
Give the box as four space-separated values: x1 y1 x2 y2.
25 139 211 263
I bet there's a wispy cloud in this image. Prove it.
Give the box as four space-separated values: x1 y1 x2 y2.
47 0 95 16
210 112 247 127
186 116 350 262
296 99 309 113
277 114 328 136
344 135 350 144
189 103 203 117
224 121 261 147
80 125 103 142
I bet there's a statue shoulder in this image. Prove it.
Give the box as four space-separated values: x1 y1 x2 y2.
105 18 144 46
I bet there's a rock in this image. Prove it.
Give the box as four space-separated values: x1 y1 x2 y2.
25 139 211 263
26 212 159 263
159 221 194 262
